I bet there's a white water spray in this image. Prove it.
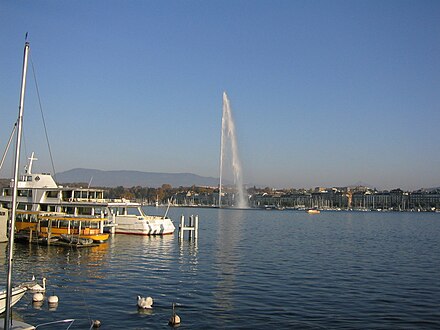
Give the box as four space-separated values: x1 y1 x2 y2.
219 92 248 208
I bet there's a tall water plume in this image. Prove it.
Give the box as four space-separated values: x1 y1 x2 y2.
219 92 248 208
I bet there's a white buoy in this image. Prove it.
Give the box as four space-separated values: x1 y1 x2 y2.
137 296 153 309
33 292 44 302
48 292 59 304
168 303 181 326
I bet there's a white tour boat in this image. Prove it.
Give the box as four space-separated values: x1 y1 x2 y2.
0 153 110 242
0 153 175 237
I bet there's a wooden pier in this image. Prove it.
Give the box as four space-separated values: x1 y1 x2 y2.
178 215 199 240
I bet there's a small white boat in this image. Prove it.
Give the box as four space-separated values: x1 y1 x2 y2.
0 286 27 315
107 200 175 235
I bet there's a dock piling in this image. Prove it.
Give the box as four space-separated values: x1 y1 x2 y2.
178 214 199 240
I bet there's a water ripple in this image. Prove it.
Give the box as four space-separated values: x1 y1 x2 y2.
2 208 439 329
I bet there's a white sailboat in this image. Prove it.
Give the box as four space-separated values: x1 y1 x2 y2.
0 38 34 330
1 38 78 330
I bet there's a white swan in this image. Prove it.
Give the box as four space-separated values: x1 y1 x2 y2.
137 296 153 309
29 277 46 292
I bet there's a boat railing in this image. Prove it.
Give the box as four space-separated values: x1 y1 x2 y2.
35 318 75 329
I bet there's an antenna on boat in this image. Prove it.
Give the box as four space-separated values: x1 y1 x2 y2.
164 196 173 218
26 152 37 174
88 176 93 188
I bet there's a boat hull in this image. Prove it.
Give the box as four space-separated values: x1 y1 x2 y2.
114 217 175 236
0 286 27 314
15 218 109 243
115 230 174 236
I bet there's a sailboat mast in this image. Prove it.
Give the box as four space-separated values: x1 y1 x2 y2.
4 41 30 330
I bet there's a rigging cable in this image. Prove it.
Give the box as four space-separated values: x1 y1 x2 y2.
0 123 17 173
30 53 57 181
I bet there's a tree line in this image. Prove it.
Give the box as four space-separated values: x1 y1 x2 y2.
105 184 219 203
103 184 277 203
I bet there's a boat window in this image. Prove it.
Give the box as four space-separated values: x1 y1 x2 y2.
95 207 105 217
18 189 32 197
89 222 99 229
58 220 70 228
65 207 75 215
127 207 142 216
46 191 58 198
48 206 57 212
77 207 93 216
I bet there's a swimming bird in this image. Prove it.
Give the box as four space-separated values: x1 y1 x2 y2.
29 277 46 292
168 303 181 326
91 320 101 328
137 296 153 309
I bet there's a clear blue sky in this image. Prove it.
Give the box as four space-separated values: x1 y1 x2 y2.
1 1 439 190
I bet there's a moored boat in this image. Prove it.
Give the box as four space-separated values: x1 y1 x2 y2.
107 200 175 235
0 153 108 222
15 212 109 243
0 286 27 315
0 153 175 238
306 209 321 214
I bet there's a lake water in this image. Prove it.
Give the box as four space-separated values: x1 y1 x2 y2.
2 207 440 329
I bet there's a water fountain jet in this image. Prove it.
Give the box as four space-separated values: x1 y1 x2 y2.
219 92 248 209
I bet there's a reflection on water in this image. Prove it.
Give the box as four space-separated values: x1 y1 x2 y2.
213 209 245 312
0 209 439 329
178 239 198 272
0 241 6 261
32 301 44 310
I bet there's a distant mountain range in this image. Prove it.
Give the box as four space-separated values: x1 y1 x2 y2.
56 168 220 188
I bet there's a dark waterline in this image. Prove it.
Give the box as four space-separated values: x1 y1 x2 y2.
2 208 440 329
